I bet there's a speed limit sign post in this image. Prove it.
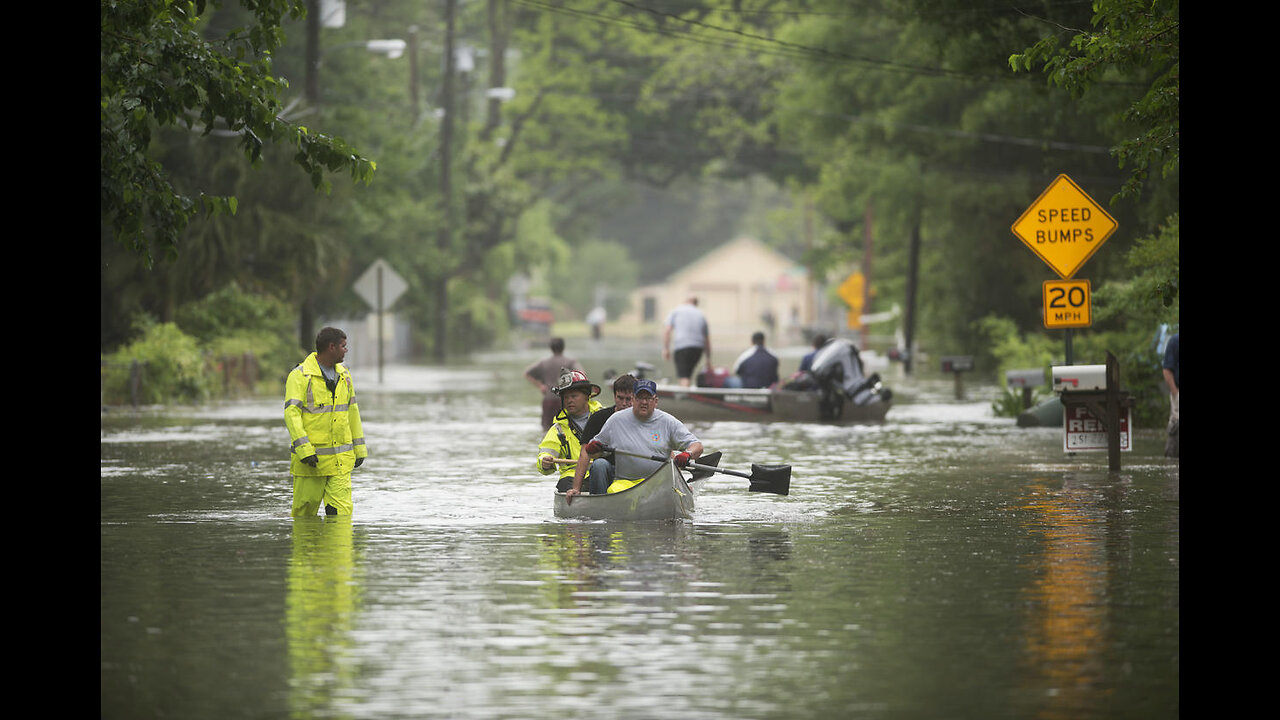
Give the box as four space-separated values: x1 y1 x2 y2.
1012 175 1116 366
1042 279 1091 329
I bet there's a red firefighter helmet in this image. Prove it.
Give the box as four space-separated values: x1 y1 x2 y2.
553 369 602 397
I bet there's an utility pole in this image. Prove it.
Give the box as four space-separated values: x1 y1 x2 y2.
862 200 873 338
435 0 457 362
482 0 510 141
305 0 320 103
902 211 922 374
408 25 420 123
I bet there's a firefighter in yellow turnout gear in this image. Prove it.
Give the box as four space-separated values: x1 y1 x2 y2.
534 369 609 493
284 327 368 517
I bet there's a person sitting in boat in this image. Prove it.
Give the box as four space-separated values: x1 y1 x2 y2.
535 369 609 493
567 378 703 500
580 373 637 462
725 331 780 389
799 334 828 373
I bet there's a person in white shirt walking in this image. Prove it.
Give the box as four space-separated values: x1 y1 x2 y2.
663 296 711 387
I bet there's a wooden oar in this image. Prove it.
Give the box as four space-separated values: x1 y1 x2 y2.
545 450 724 481
607 447 790 496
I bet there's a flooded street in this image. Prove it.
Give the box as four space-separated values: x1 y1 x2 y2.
101 345 1178 719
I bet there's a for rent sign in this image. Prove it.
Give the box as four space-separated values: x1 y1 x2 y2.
1063 402 1131 452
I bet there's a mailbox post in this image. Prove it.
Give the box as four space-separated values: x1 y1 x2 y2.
1005 368 1044 410
941 355 974 400
1052 351 1131 471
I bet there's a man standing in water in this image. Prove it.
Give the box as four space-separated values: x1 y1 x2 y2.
284 327 368 517
524 337 585 430
663 296 711 387
1162 331 1179 458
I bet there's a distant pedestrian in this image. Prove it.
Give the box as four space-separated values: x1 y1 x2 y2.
284 327 368 517
525 338 585 430
663 296 711 387
586 306 606 340
1162 331 1178 458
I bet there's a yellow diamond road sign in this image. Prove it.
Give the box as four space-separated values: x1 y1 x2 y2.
838 271 864 310
1012 174 1118 279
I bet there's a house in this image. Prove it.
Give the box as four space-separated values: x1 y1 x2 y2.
617 236 814 346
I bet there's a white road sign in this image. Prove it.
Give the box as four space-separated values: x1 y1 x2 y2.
353 258 408 311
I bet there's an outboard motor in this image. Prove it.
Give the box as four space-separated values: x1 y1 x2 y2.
632 361 656 380
809 338 890 409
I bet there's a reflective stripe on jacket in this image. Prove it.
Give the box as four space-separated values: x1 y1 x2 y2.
534 399 603 480
285 353 368 476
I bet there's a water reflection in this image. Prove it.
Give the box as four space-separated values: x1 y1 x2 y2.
1017 476 1110 718
286 516 362 717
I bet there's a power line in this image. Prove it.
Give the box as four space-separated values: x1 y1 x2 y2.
514 0 1032 83
512 0 819 63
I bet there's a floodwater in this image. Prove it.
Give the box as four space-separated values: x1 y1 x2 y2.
101 345 1178 719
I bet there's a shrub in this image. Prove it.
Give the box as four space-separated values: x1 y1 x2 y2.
973 315 1058 418
101 321 215 405
176 283 300 392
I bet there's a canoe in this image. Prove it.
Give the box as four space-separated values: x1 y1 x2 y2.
653 384 892 424
553 459 699 521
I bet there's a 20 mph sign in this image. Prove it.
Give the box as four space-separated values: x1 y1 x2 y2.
1011 174 1117 279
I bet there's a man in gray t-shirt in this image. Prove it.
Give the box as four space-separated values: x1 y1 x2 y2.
663 297 711 387
567 379 703 500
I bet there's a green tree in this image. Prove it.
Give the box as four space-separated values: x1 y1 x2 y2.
100 0 376 267
1010 0 1179 201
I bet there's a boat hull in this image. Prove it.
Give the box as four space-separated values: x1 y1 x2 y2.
653 385 891 424
553 460 695 521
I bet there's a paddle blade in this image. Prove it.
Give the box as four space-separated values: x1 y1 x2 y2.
689 451 722 480
748 464 791 495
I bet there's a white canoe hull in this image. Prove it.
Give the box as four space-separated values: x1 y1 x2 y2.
553 460 696 521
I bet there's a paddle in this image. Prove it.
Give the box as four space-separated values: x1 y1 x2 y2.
545 450 723 481
607 447 790 496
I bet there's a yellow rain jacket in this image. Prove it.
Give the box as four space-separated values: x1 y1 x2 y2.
535 399 604 483
285 353 368 476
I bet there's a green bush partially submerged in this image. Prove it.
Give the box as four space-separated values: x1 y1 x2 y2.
101 284 300 406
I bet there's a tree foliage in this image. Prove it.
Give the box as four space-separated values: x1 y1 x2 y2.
102 0 1178 406
1010 0 1179 201
100 0 376 267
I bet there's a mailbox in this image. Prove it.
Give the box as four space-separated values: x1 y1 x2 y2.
1005 368 1044 389
941 356 974 373
1051 364 1107 392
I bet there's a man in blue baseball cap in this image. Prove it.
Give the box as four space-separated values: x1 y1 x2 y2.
567 377 703 500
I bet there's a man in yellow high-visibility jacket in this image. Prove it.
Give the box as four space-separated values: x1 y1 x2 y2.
284 327 368 517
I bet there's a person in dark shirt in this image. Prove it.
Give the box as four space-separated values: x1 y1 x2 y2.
524 337 585 430
799 334 827 373
581 374 636 442
728 332 780 389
